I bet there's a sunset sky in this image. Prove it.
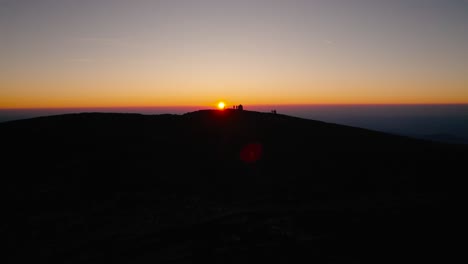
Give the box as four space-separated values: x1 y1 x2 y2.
1 0 467 108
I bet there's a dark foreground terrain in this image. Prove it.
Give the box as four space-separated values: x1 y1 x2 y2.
2 110 465 263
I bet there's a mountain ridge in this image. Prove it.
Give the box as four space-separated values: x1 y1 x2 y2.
3 110 464 263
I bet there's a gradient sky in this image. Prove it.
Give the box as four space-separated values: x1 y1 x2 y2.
1 0 467 108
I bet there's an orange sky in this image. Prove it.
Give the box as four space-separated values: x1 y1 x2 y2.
1 0 467 108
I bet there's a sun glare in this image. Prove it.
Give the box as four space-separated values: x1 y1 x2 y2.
217 101 225 110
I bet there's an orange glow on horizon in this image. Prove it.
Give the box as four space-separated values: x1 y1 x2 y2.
1 86 467 109
1 98 468 110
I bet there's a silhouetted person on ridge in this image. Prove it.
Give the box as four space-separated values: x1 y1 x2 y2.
238 104 243 111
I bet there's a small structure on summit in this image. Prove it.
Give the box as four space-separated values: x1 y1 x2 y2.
232 104 244 111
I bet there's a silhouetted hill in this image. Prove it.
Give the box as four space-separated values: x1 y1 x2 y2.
2 110 465 263
416 133 468 145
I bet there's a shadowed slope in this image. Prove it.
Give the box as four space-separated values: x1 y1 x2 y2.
2 110 465 263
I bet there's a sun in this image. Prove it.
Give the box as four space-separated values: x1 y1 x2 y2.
217 101 226 110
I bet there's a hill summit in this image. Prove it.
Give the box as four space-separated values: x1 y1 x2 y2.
2 110 465 263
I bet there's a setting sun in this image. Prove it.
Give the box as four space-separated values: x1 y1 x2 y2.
217 102 226 110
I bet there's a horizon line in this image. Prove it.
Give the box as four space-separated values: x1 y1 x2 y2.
2 103 468 110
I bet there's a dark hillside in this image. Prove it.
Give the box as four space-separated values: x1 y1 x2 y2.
2 110 465 263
